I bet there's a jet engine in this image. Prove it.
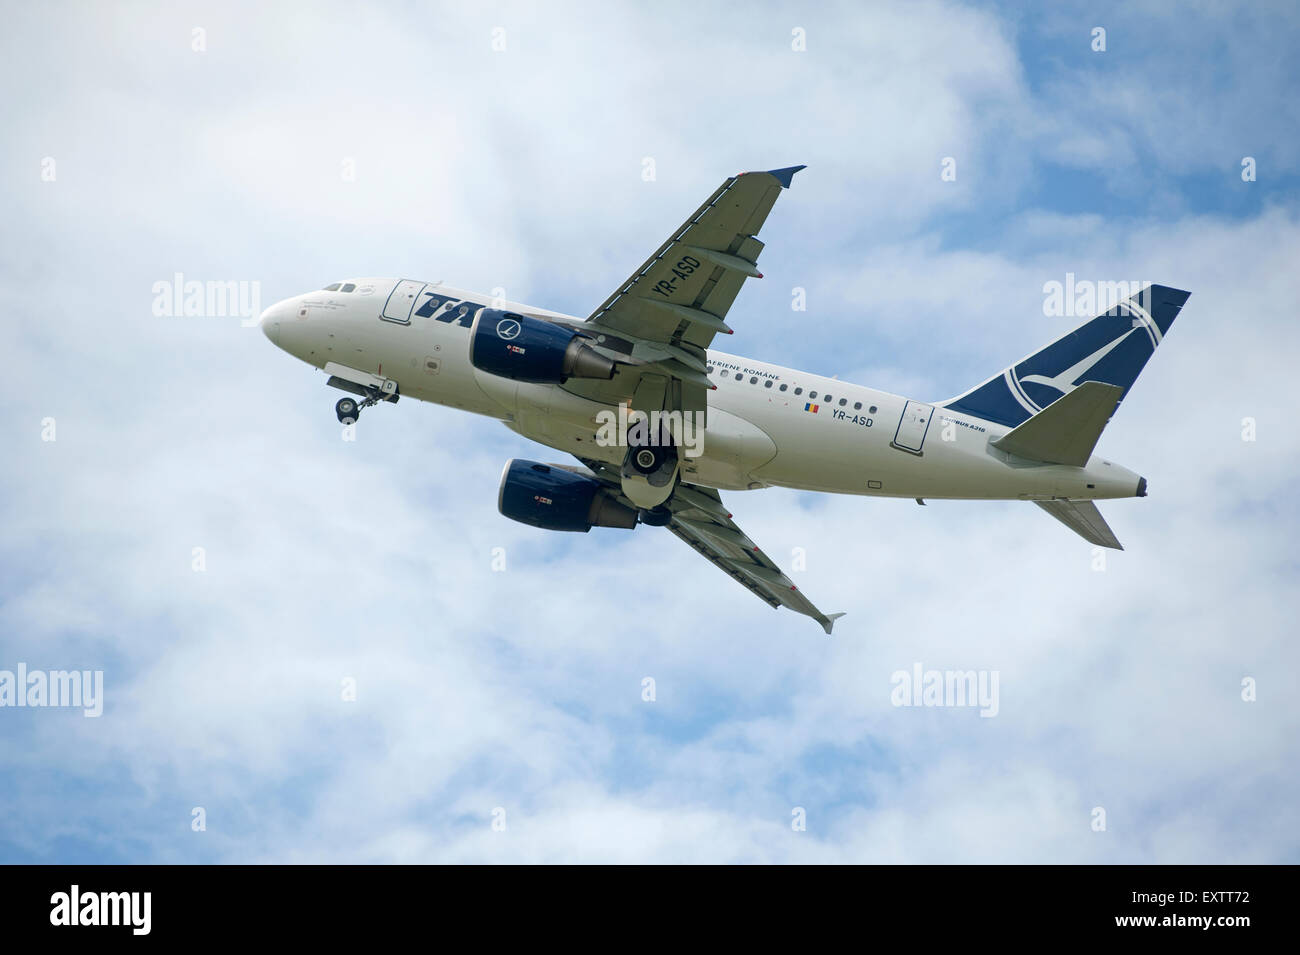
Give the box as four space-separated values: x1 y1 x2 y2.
470 309 616 384
497 460 639 532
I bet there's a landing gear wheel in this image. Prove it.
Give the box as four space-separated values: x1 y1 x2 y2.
335 397 359 425
638 506 673 527
632 445 665 475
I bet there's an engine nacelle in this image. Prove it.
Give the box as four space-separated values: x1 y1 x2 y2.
470 309 616 384
497 459 638 533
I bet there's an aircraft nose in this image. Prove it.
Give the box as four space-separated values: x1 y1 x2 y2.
260 300 287 345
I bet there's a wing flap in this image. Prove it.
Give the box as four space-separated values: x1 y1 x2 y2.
666 484 844 634
573 456 843 633
562 167 802 419
587 167 802 352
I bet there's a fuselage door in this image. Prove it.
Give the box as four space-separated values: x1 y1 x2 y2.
892 400 933 455
381 280 426 324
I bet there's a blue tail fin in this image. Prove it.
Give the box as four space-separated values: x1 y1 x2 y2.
940 284 1190 428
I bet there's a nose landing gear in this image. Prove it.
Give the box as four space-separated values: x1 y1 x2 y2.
325 361 400 426
333 385 397 425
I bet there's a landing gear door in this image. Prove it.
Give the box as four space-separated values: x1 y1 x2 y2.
892 400 933 455
381 280 426 324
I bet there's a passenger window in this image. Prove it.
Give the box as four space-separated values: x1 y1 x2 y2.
342 283 356 293
854 402 862 410
750 377 758 384
824 394 832 403
735 373 743 380
809 391 818 399
779 384 788 392
869 405 878 413
764 380 773 388
839 398 847 406
794 388 803 395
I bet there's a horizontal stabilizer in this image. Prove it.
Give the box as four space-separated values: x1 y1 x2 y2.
1035 499 1123 549
991 381 1123 466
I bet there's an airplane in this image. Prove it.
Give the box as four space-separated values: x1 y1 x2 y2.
258 166 1189 633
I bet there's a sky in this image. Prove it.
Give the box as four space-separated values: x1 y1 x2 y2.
1 0 1298 863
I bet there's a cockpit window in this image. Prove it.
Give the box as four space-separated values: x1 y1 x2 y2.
324 283 341 291
341 283 356 292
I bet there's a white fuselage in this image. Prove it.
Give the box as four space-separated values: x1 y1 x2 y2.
259 279 1144 503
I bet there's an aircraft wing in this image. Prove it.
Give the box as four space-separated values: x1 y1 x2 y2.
573 456 844 634
562 166 805 417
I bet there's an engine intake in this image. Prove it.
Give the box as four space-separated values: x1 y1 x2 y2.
470 309 616 384
497 459 638 533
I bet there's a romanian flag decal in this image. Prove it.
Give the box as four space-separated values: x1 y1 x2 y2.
804 402 819 413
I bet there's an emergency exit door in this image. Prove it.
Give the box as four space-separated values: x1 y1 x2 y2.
381 280 426 324
892 400 934 454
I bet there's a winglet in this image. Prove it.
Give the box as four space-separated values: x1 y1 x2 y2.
764 165 807 188
819 611 846 636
